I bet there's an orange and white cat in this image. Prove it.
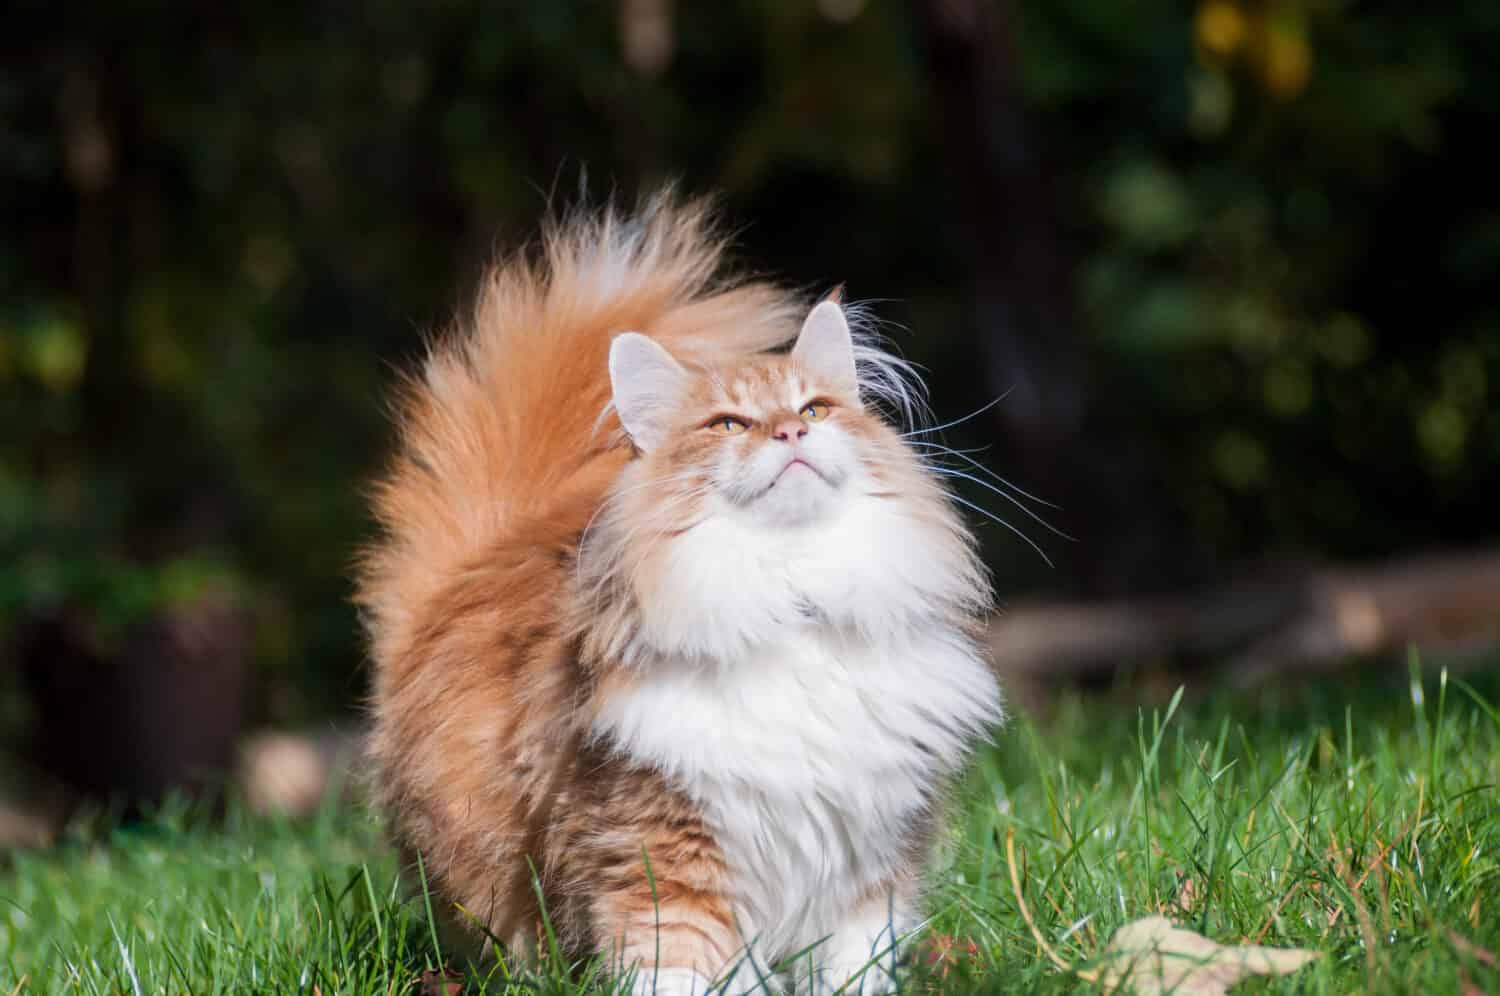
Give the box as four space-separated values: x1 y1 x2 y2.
358 196 1003 995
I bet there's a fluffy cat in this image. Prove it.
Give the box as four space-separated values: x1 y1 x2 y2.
358 196 1003 995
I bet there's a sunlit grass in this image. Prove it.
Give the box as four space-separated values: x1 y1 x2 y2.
3 659 1498 994
932 658 1500 994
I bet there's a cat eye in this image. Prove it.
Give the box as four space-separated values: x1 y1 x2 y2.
707 415 749 435
800 401 832 422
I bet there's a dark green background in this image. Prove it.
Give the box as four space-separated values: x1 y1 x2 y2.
3 0 1498 726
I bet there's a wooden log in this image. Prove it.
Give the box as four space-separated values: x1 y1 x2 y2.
987 547 1500 689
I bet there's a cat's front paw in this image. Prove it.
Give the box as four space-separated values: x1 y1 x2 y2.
631 966 717 996
804 961 897 996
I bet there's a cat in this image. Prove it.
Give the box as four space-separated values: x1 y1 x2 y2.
357 195 1004 995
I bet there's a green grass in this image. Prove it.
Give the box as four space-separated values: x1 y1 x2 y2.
3 659 1498 994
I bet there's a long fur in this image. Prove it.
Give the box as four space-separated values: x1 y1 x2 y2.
360 197 799 672
358 196 1002 995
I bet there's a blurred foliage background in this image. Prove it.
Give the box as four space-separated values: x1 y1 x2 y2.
2 0 1498 757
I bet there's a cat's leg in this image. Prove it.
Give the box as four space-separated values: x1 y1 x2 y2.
554 747 750 994
573 774 744 995
597 887 742 996
806 882 919 996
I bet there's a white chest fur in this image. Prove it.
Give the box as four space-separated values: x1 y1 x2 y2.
592 623 1001 962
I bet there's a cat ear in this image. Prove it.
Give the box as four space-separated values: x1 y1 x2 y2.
609 332 690 452
791 299 858 393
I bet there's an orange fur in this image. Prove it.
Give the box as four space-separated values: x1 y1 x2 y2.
359 197 998 993
357 198 802 968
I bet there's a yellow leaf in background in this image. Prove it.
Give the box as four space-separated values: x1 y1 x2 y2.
1263 15 1313 100
1196 1 1248 59
25 314 88 393
1097 916 1319 995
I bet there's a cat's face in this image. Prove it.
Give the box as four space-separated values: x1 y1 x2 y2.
597 300 982 660
610 301 884 528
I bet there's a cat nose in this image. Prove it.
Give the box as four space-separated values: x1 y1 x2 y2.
772 419 808 442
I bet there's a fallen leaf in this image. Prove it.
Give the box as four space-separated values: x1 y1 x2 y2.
1096 916 1319 995
1168 874 1198 917
920 933 979 963
919 932 980 980
419 968 464 996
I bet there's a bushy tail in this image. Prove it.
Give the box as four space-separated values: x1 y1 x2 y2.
356 195 802 667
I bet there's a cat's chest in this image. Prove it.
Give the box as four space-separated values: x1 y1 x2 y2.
595 628 993 792
592 626 1001 946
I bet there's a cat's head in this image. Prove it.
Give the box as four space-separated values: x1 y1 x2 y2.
588 299 984 659
608 300 891 528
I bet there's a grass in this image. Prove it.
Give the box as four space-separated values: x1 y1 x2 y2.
3 658 1498 994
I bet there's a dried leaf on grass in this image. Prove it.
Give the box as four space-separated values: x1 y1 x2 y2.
919 932 981 981
1005 829 1319 994
1168 873 1198 917
1096 915 1319 995
418 968 464 996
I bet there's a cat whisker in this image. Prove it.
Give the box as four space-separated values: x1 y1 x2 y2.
906 441 1063 511
844 307 933 432
905 439 991 458
898 391 1011 439
923 465 1075 542
944 492 1055 568
858 450 1057 568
